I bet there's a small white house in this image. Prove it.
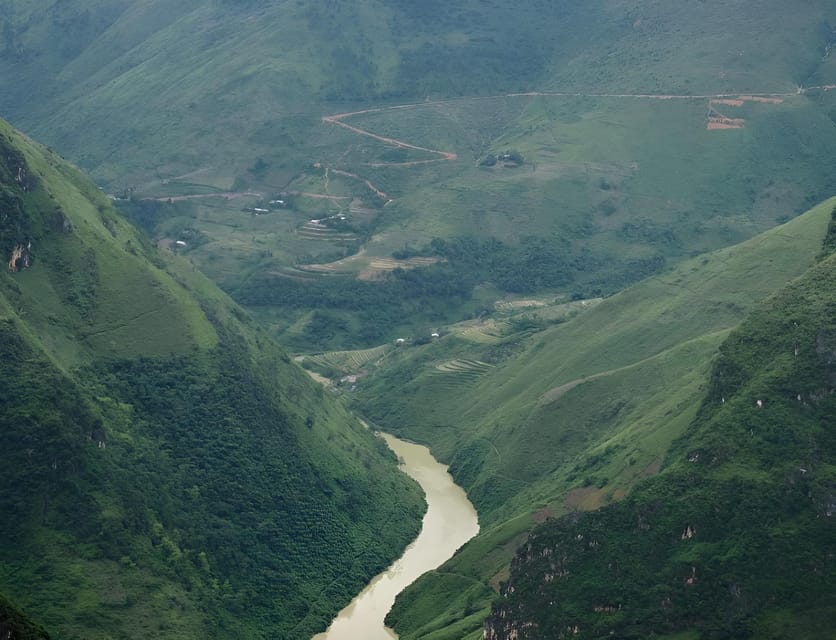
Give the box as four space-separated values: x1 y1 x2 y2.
175 240 187 247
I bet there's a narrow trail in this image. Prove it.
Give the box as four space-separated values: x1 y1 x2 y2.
323 110 458 164
329 168 391 201
312 163 392 203
537 329 732 406
143 191 262 202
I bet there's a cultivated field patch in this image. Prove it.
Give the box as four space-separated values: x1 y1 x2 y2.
304 344 392 372
292 250 442 280
431 359 495 387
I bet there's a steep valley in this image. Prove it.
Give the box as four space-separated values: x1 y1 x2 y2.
1 2 836 639
0 118 424 639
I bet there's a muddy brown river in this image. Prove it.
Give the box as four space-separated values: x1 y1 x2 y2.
312 433 479 640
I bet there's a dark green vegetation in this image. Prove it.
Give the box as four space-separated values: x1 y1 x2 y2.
234 236 577 350
0 118 424 639
4 1 836 347
0 594 50 640
483 214 836 640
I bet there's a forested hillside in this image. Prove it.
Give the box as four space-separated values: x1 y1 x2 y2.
483 210 836 639
0 117 424 639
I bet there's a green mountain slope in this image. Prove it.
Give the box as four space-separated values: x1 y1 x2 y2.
0 118 424 639
5 2 836 349
2 0 834 184
483 218 836 640
342 199 834 638
359 199 834 517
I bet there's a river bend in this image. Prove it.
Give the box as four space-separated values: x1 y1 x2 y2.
312 433 479 639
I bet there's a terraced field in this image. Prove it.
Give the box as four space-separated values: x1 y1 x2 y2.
449 319 509 344
431 359 496 386
304 344 393 372
297 220 360 243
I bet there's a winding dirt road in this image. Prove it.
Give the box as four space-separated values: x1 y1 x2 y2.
320 86 823 173
323 108 457 165
151 86 827 203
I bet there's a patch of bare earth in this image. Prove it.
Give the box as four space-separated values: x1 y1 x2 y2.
707 119 745 130
738 95 784 104
563 486 605 511
532 506 555 524
538 379 586 405
641 456 663 478
490 567 511 592
303 369 331 387
495 299 549 311
358 256 440 280
712 98 745 107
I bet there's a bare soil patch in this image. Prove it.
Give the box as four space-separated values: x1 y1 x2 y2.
563 486 605 511
738 95 784 104
707 118 745 130
532 506 555 524
712 98 745 107
641 457 663 478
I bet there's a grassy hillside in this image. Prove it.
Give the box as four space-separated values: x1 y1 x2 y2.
4 2 836 348
358 198 834 515
336 199 835 638
3 0 835 184
483 220 836 639
0 117 424 639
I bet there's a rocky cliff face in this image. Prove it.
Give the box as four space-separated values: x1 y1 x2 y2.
483 239 836 640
